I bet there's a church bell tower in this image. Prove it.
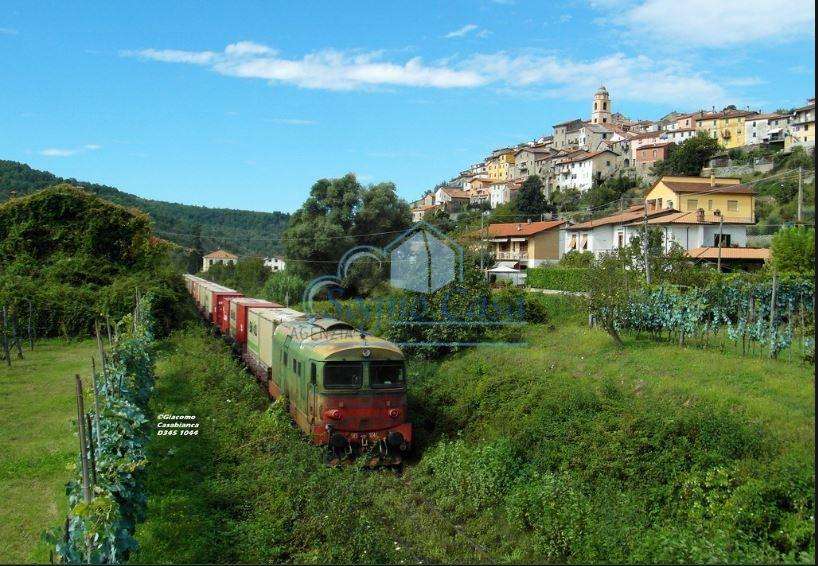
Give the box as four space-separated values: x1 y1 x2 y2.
591 85 611 124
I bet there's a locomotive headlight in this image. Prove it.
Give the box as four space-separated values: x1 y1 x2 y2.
387 408 400 419
325 409 343 420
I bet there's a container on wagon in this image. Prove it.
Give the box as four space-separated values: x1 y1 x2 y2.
245 307 305 379
227 297 282 345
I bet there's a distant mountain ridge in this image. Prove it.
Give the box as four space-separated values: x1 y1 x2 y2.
0 160 289 255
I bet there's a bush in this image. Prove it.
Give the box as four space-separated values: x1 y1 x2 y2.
526 266 590 292
771 226 815 274
558 250 594 268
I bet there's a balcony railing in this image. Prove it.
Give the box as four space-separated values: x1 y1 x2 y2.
496 251 528 260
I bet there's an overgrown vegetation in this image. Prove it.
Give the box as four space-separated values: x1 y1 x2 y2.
0 185 194 337
134 316 815 563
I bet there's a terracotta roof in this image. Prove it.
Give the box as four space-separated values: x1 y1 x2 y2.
624 210 754 226
637 141 675 150
440 187 471 199
557 149 616 164
488 219 567 237
631 131 664 140
661 181 756 195
568 206 676 230
204 249 238 259
413 204 439 211
686 247 770 261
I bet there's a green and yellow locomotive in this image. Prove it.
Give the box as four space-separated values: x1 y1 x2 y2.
183 274 412 466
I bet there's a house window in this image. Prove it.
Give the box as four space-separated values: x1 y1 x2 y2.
727 200 739 212
657 198 663 209
714 234 731 246
687 199 699 211
617 233 624 248
708 199 713 210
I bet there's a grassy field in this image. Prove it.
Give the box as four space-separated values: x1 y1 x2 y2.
0 338 98 563
133 314 814 563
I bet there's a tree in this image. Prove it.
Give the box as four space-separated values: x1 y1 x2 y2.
586 251 634 347
283 175 412 283
651 132 720 176
549 188 581 212
513 175 550 217
580 174 638 210
771 226 815 273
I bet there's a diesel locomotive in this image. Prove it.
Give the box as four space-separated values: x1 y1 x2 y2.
183 274 411 465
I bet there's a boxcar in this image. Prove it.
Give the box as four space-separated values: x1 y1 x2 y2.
227 297 282 345
203 284 243 326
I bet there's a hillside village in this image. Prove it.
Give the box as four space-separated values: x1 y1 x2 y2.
410 87 814 275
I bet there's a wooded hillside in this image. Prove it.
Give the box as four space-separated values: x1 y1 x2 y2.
0 160 289 256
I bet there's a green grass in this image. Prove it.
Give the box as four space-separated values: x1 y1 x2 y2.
133 318 814 563
0 338 98 563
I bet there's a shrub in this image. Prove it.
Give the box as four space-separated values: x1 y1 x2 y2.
526 266 590 292
558 250 594 268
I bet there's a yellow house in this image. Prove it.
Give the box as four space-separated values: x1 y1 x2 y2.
785 98 815 150
486 148 516 181
694 109 757 149
644 176 756 223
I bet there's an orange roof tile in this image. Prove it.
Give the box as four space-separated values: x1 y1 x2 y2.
686 247 770 260
488 219 566 237
204 249 238 259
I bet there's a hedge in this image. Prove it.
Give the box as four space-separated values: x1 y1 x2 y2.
526 267 590 292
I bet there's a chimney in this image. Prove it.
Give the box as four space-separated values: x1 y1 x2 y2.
696 208 704 223
710 174 716 187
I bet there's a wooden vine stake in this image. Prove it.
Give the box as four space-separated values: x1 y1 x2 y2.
90 357 102 448
95 321 106 373
74 375 92 505
769 272 778 359
1 305 10 367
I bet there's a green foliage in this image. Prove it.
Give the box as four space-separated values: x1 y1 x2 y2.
410 333 815 563
261 271 307 306
512 175 551 217
526 266 590 292
558 250 595 268
0 160 290 256
549 187 582 213
579 174 638 210
651 131 721 176
284 175 411 280
202 257 270 297
771 227 815 274
48 296 156 563
0 185 194 338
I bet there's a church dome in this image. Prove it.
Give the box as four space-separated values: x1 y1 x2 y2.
595 85 608 96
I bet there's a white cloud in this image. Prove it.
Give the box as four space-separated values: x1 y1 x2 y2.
39 144 102 157
268 118 318 125
445 24 479 38
124 42 485 90
40 148 77 157
123 41 743 106
0 27 18 36
463 52 728 106
617 0 815 47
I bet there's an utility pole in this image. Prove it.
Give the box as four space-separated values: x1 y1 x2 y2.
479 215 484 271
717 212 724 273
797 166 803 224
643 205 651 284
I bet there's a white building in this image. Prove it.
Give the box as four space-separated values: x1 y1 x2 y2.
554 149 619 192
665 128 696 144
264 256 286 271
202 249 238 272
564 205 752 257
489 180 521 208
745 113 790 145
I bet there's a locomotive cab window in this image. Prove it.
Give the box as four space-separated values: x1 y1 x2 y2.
323 362 363 389
370 362 405 388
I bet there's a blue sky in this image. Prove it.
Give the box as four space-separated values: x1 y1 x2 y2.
1 0 814 213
